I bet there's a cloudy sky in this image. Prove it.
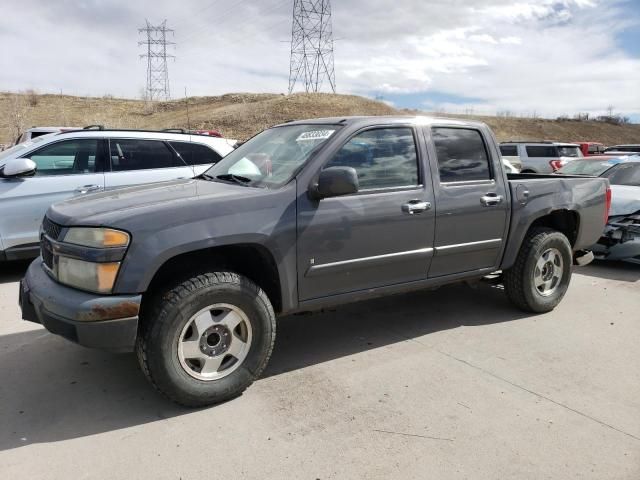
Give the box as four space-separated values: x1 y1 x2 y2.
1 0 639 120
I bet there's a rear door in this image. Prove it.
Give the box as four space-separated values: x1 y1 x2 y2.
0 138 105 253
296 125 436 300
104 138 194 189
426 126 509 278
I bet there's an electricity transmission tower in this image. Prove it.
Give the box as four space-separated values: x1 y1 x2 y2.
288 0 336 94
139 20 175 101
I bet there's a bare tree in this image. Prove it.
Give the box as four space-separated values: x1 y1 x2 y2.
25 89 39 107
8 94 27 142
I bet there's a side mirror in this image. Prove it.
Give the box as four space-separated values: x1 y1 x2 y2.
310 167 359 200
1 158 37 178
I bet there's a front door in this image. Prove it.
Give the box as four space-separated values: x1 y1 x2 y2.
427 126 509 277
0 138 106 254
297 126 435 301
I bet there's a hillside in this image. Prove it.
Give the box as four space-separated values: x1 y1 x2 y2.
1 91 639 146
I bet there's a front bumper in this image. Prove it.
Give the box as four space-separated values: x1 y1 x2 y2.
19 259 142 353
592 213 640 263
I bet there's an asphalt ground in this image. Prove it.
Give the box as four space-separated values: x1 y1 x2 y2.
0 259 638 479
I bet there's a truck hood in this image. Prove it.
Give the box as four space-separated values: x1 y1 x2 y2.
47 178 274 226
609 185 640 217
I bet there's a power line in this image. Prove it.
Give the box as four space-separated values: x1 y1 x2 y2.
178 0 257 45
139 19 175 101
288 0 336 94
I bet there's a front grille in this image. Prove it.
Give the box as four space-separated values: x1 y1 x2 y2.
42 244 54 270
42 216 62 240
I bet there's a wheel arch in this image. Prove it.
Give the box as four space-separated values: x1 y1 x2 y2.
143 243 284 314
502 209 580 270
528 209 580 247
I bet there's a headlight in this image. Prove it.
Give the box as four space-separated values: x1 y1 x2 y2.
63 227 130 248
58 256 121 294
46 227 130 294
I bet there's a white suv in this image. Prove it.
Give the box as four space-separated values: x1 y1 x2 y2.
0 128 236 261
14 126 81 145
499 141 583 173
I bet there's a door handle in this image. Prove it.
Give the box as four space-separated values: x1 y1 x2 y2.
480 193 503 206
75 184 102 194
402 200 431 215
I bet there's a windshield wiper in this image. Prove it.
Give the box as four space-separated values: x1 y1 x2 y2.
215 173 253 186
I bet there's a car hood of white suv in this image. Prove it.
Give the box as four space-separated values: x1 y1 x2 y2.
609 185 640 216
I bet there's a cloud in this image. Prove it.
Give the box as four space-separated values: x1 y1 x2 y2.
0 0 638 119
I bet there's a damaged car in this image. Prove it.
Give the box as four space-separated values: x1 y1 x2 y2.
557 155 640 263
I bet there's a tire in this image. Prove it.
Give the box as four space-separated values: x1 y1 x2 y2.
136 272 276 407
503 227 572 313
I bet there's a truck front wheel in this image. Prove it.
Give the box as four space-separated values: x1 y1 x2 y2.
136 272 276 407
503 228 572 313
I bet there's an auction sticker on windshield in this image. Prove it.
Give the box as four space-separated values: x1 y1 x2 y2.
297 130 335 141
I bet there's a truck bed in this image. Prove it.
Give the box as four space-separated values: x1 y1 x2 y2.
501 174 608 270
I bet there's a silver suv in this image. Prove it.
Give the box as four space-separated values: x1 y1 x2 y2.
499 141 583 173
0 128 235 260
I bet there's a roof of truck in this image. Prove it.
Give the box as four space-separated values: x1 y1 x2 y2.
276 115 488 129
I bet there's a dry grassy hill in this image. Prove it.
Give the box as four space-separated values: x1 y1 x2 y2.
1 91 639 146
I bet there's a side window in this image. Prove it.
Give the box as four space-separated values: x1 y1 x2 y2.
170 142 223 166
109 139 178 171
499 145 518 156
324 128 419 190
526 146 558 157
433 128 491 182
28 139 100 176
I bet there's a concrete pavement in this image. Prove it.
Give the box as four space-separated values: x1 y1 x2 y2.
0 260 638 479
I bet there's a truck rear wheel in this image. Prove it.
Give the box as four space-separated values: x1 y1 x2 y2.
136 272 276 407
503 227 572 313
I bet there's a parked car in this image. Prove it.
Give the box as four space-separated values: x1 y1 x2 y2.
14 126 81 145
20 116 609 407
603 145 640 154
556 155 640 263
573 141 606 156
162 128 224 138
501 158 520 173
0 128 235 261
499 141 583 173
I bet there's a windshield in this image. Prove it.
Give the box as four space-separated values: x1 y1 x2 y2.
557 146 582 158
0 135 50 163
556 158 622 176
606 160 640 186
0 143 28 162
204 124 340 188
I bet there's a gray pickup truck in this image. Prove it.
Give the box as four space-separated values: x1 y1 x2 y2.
20 116 610 407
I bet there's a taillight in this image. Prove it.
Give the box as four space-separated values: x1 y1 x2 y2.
549 159 564 171
604 186 612 224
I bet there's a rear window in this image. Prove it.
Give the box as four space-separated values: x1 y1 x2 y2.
30 131 52 139
500 145 518 156
526 146 557 157
557 146 582 158
588 144 604 154
557 159 618 176
433 128 492 182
